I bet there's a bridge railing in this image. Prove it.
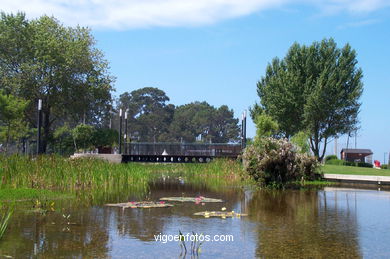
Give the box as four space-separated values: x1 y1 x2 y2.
125 142 242 158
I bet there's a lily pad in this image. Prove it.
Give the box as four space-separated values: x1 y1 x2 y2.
105 201 174 209
159 196 223 203
193 211 248 218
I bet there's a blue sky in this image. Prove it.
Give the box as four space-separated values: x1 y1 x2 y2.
2 0 389 161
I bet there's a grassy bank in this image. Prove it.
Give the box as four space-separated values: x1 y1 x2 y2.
323 164 390 176
0 188 72 201
0 155 246 201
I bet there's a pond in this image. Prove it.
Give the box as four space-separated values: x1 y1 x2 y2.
1 178 390 258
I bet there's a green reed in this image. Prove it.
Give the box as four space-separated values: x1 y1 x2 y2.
0 155 245 196
0 204 13 240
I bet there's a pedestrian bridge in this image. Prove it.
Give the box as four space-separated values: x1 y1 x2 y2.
122 142 242 163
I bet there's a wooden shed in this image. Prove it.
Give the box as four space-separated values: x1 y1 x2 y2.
340 149 373 163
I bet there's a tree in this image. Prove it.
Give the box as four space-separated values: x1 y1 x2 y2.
169 102 240 143
0 13 114 152
92 128 118 148
118 87 174 142
0 91 29 151
254 113 279 140
255 38 363 160
71 124 95 151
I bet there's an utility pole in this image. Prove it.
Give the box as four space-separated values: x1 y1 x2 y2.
334 137 338 158
36 99 42 155
385 152 388 165
119 109 122 154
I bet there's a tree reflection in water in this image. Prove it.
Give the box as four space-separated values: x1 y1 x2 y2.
247 189 361 258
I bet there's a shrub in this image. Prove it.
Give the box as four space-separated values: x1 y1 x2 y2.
325 155 338 161
381 164 388 170
326 159 373 168
242 138 321 186
325 159 344 165
356 162 373 168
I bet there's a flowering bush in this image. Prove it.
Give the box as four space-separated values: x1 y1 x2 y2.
242 138 321 186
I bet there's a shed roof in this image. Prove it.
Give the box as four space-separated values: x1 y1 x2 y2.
340 148 373 155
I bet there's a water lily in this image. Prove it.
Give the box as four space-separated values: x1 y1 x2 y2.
221 207 226 211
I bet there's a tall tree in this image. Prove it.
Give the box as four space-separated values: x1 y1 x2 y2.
169 101 240 143
118 87 174 142
0 13 114 152
0 91 29 151
255 38 363 160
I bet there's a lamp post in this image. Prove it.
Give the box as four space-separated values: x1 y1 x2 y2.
241 112 244 149
243 110 247 149
240 111 247 149
124 109 128 154
37 99 42 154
119 109 122 154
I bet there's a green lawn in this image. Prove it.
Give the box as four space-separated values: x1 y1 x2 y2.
323 164 390 176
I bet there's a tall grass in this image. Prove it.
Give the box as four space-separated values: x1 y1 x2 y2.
0 155 152 191
0 155 246 198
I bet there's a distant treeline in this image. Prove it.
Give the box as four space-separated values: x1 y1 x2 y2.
0 13 240 154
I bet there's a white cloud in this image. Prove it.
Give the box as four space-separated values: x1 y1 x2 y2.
0 0 388 29
337 18 380 29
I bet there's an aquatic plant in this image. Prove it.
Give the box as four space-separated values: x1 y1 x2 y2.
178 230 204 258
0 205 13 240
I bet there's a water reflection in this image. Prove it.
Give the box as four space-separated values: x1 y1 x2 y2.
1 181 390 258
248 189 361 258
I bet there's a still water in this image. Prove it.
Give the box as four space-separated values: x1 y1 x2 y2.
1 178 390 258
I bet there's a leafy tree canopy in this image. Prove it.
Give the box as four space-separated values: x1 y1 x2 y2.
169 102 240 143
0 12 114 152
254 38 363 160
0 91 29 151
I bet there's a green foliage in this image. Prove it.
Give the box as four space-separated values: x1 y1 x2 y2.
325 155 338 161
242 138 321 186
325 159 373 168
356 162 373 168
118 87 174 142
381 164 388 170
254 113 279 139
52 124 74 155
0 155 244 198
92 128 118 147
118 89 241 143
325 159 345 165
0 91 29 151
168 102 240 143
71 124 95 151
255 38 363 161
290 131 310 154
0 12 114 152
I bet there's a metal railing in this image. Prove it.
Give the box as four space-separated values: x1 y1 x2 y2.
125 142 242 157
